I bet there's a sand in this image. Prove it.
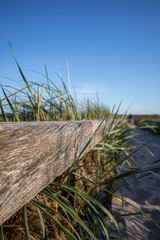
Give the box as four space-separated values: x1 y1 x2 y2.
110 126 160 239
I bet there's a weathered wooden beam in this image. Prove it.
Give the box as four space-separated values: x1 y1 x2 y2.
0 120 109 224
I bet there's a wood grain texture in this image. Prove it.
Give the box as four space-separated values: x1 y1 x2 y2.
0 120 111 224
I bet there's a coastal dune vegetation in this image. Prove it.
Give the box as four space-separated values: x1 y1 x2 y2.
0 42 160 239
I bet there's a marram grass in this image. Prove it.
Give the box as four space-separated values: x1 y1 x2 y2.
0 41 160 239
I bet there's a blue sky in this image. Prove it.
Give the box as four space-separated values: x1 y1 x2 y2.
0 0 160 114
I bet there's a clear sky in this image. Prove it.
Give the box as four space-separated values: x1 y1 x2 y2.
0 0 160 114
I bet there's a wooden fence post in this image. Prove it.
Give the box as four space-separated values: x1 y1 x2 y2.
0 119 114 224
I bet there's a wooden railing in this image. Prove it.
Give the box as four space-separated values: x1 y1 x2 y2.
0 119 113 224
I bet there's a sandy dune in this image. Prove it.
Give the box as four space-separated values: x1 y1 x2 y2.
110 126 160 239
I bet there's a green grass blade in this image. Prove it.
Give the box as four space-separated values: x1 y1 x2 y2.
31 199 81 240
0 225 4 240
98 218 109 240
51 182 122 238
119 210 155 217
0 99 8 121
23 205 31 240
42 189 97 240
1 86 20 122
35 206 47 240
30 200 77 240
8 40 35 100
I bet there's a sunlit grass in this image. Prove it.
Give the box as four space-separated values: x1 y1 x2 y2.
136 119 160 134
1 41 160 239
